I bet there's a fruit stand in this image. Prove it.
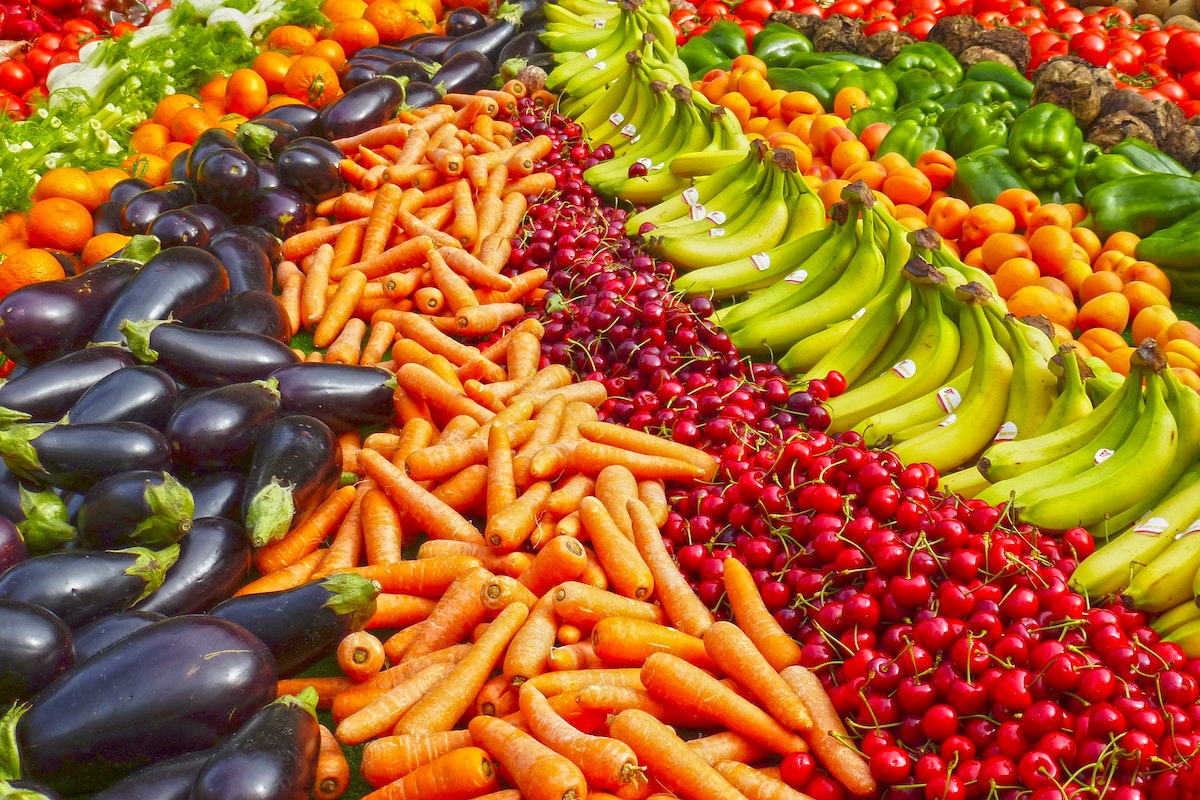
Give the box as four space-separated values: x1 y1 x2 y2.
1 0 1200 797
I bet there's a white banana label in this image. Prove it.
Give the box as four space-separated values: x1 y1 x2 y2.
682 187 699 205
938 413 958 428
706 211 726 225
936 387 962 413
751 252 770 271
851 307 866 321
1178 519 1200 538
621 124 637 137
689 204 707 221
585 48 597 58
785 269 808 284
593 61 606 70
593 18 605 26
630 134 641 144
1093 448 1115 465
709 228 725 237
993 421 1018 443
891 359 916 379
608 112 623 126
1132 517 1168 536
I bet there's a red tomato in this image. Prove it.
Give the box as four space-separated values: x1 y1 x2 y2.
736 0 775 23
903 13 936 37
0 60 34 96
1178 70 1200 100
0 90 25 120
826 0 863 15
972 0 1014 14
1051 7 1082 24
46 50 79 71
33 32 62 51
24 47 55 79
790 1 822 14
1155 79 1190 105
1110 48 1142 76
975 10 1005 27
1069 29 1110 67
1167 30 1200 74
61 18 99 37
110 20 136 37
1141 30 1171 49
1095 7 1133 26
864 18 901 35
1006 6 1045 26
1182 99 1200 118
696 0 730 19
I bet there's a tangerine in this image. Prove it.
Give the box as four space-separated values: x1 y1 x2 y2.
0 248 66 298
283 56 341 108
26 198 94 253
81 232 133 267
32 167 103 211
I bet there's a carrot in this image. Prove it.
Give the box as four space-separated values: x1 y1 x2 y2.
476 673 517 717
482 424 518 523
628 498 714 639
360 181 403 263
337 556 482 597
311 484 367 579
279 271 304 338
723 557 803 673
609 709 750 800
406 436 490 482
592 615 712 669
363 745 500 800
301 244 334 330
277 676 357 709
572 684 715 731
637 480 669 528
687 732 773 767
306 352 327 363
350 235 437 281
593 465 638 539
450 179 478 248
417 539 531 578
392 385 434 426
641 653 808 757
361 643 473 693
337 630 387 682
314 724 351 800
402 565 494 662
714 761 812 800
440 247 513 292
517 382 608 414
427 246 478 312
361 730 475 788
253 485 358 574
514 396 567 488
541 475 592 520
565 441 709 482
779 666 876 796
325 317 368 365
413 286 445 315
517 535 588 597
394 601 530 735
521 667 645 698
578 421 718 482
579 497 653 601
313 269 368 348
484 480 552 550
235 548 326 596
423 353 467 392
703 621 813 734
332 119 413 153
365 593 439 630
382 269 426 300
473 395 536 442
431 463 489 514
546 641 600 672
454 302 527 338
283 220 366 261
396 363 495 426
481 574 540 613
476 264 545 306
503 592 558 686
360 449 485 545
552 581 667 628
379 311 504 382
468 714 587 800
337 660 455 745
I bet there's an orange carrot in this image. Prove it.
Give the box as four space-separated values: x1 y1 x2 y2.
704 621 813 733
325 317 368 365
362 321 399 368
396 362 495 426
517 535 588 597
562 441 708 482
551 581 667 628
315 724 351 800
401 565 493 662
283 220 367 261
579 497 653 600
332 119 413 153
572 684 715 731
468 714 587 800
554 511 581 539
578 421 719 481
364 593 439 630
687 732 773 767
546 641 600 672
337 630 387 682
361 643 473 693
593 465 638 539
503 592 558 687
313 269 368 348
592 616 712 669
362 745 500 800
641 653 809 756
505 173 556 199
340 235 435 282
439 246 513 292
628 498 714 639
476 673 518 717
336 660 455 745
515 396 568 489
484 480 552 551
486 422 516 522
362 181 403 262
235 548 326 596
413 286 445 315
521 668 645 698
450 179 478 248
517 382 609 414
253 485 357 574
361 730 474 788
312 484 367 579
780 665 876 796
331 220 367 273
723 556 803 672
382 269 426 300
427 245 478 312
608 709 750 800
336 555 482 596
380 310 504 382
454 302 527 337
431 463 489 514
415 539 531 579
578 547 609 591
277 676 357 709
557 622 582 645
715 761 812 800
360 449 485 545
637 480 669 528
476 265 546 305
339 430 363 475
543 474 593 518
279 272 304 338
423 353 466 393
301 244 334 330
397 209 460 249
481 574 539 614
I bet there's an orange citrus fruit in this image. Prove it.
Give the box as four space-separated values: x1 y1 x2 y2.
88 168 131 203
0 248 67 298
362 0 413 41
26 198 94 253
283 56 341 108
331 17 380 55
129 122 172 155
169 105 215 145
322 0 368 20
266 24 318 54
81 232 134 267
32 167 104 211
253 50 296 96
122 153 171 187
304 39 347 71
152 93 202 127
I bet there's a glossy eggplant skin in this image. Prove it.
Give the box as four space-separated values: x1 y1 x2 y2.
166 381 282 471
0 546 177 629
239 186 310 240
119 182 195 236
219 224 282 269
183 472 246 524
204 291 291 344
430 50 495 95
76 470 194 550
0 346 135 423
1 422 171 493
384 59 438 84
0 462 36 523
0 599 74 705
252 104 324 138
184 127 240 182
127 321 300 387
71 610 165 662
209 574 379 676
271 362 396 433
186 203 233 237
408 34 454 61
145 208 211 249
108 178 153 206
208 234 273 295
193 147 259 212
12 615 277 795
446 6 487 35
67 365 181 431
240 415 340 548
402 81 443 111
0 516 26 574
0 258 141 367
442 12 522 63
498 29 552 63
191 693 319 800
320 76 406 140
135 517 251 616
86 749 214 800
91 247 230 345
277 144 345 203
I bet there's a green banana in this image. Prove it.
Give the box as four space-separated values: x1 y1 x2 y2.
1162 616 1200 657
1031 347 1094 436
785 278 911 383
989 314 1057 445
582 82 678 190
1123 519 1200 613
669 148 748 178
938 465 991 498
644 154 770 240
1152 599 1200 637
673 222 830 300
570 53 640 135
625 138 762 230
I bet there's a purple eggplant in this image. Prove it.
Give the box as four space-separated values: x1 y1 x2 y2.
241 414 340 548
0 516 25 574
0 253 147 367
183 472 246 523
145 207 211 249
91 246 230 345
184 127 241 182
190 690 319 800
252 103 324 138
0 545 178 629
194 147 259 212
208 233 273 295
76 470 194 550
0 464 30 523
71 610 164 662
135 517 251 616
186 203 233 236
165 380 281 471
430 49 495 94
0 421 171 492
209 574 379 676
320 75 406 140
442 2 523 62
352 44 435 64
446 5 487 35
0 346 135 424
385 59 440 84
108 178 153 206
119 182 195 235
121 318 300 387
239 186 310 240
85 749 214 800
340 59 385 91
408 34 454 61
0 600 73 704
222 224 282 268
67 365 181 431
277 144 345 203
1 779 64 799
203 290 291 343
237 118 298 158
271 362 397 433
400 81 443 110
254 157 283 191
91 200 125 235
2 614 277 795
499 28 552 64
168 148 190 183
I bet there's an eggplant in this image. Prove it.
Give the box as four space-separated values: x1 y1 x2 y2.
119 182 195 235
0 545 178 629
446 5 487 36
237 118 298 159
190 690 319 800
183 472 246 523
509 0 545 19
252 103 324 138
429 49 495 95
442 3 523 63
351 44 435 64
287 136 345 169
184 127 241 182
91 246 230 345
91 200 125 236
239 186 310 240
241 414 340 548
186 203 233 237
67 365 181 431
169 147 190 183
320 75 406 141
209 573 379 676
108 177 153 206
0 463 30 523
0 256 143 367
10 488 73 554
165 380 282 471
1 780 64 799
340 60 385 92
400 81 443 111
0 422 171 492
498 28 552 64
276 144 345 203
5 615 276 795
385 59 439 84
0 599 73 704
135 517 251 616
194 147 259 212
203 290 291 343
0 516 25 575
208 229 273 295
85 749 214 800
212 223 282 269
271 362 396 433
254 157 283 191
145 207 211 249
121 318 300 387
76 470 194 550
71 610 165 662
0 346 135 423
408 34 455 61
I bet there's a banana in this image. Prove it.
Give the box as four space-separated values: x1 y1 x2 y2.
548 18 646 96
624 138 762 230
1152 600 1200 637
1162 616 1200 658
785 278 911 383
989 314 1058 445
669 148 749 178
542 1 621 29
1014 358 1179 531
583 84 679 190
614 97 720 206
1031 347 1095 436
889 285 1015 474
1122 513 1200 613
644 154 770 239
772 317 860 378
549 0 625 17
589 69 663 151
938 465 991 498
570 53 640 136
673 222 829 300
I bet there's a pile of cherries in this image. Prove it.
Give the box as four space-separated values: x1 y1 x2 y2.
503 97 1200 800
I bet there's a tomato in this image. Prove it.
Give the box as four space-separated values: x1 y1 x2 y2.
864 18 901 35
696 0 730 19
1051 6 1082 24
1006 6 1045 26
1069 30 1110 67
736 0 776 23
1167 30 1200 74
972 0 1014 14
975 10 1006 27
904 13 936 37
790 1 822 14
1182 99 1200 118
0 61 34 96
61 19 99 37
1179 70 1200 100
1095 7 1133 26
46 50 79 72
0 90 25 120
826 0 863 15
1155 79 1190 105
1110 48 1142 76
738 19 763 44
24 47 55 80
33 32 62 51
1141 30 1171 50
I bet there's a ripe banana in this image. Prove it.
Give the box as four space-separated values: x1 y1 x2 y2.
938 465 991 498
643 155 770 240
1151 599 1200 637
672 223 829 300
1031 347 1094 436
1122 520 1200 613
1162 616 1200 657
989 313 1058 445
582 82 678 191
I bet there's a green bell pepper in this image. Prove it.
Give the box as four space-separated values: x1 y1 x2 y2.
772 52 883 70
751 24 813 66
950 146 1030 206
832 68 898 112
895 68 958 107
680 36 729 79
892 98 943 127
939 101 1016 158
1073 152 1150 196
846 107 897 137
1109 138 1191 177
1006 102 1084 195
875 119 946 167
884 42 963 85
767 63 861 111
939 80 1015 111
1084 173 1200 240
1134 221 1200 304
702 20 749 59
962 61 1033 101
